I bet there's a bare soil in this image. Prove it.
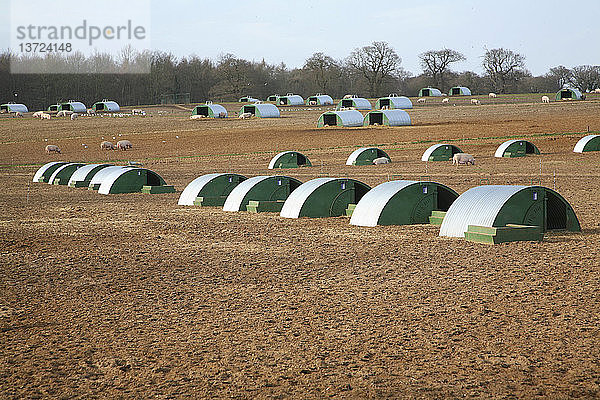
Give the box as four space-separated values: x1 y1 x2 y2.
1 95 600 398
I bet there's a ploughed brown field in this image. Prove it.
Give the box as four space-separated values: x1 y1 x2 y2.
1 95 600 399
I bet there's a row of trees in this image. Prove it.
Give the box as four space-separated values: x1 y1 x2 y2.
1 42 599 111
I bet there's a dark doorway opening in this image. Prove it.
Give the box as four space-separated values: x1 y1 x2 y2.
196 106 209 116
422 89 430 96
243 106 256 115
546 192 567 230
451 88 460 95
342 99 354 107
96 103 105 111
323 114 337 126
368 112 384 125
379 99 390 107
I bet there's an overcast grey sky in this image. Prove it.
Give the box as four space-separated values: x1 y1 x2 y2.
2 0 599 76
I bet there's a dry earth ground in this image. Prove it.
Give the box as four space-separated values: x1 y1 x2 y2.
1 95 600 398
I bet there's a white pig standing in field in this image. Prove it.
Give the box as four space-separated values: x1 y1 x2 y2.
372 157 390 165
100 141 116 150
45 144 61 154
116 140 132 150
452 153 476 165
238 112 252 119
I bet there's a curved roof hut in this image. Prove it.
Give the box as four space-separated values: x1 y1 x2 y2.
346 147 390 165
317 110 364 127
439 185 581 239
192 102 227 118
268 151 312 169
556 88 582 100
33 162 69 183
52 101 87 113
266 94 280 102
277 93 304 106
88 166 134 190
98 168 173 194
418 88 442 97
68 164 113 187
574 135 600 153
1 103 28 113
239 96 260 103
421 144 463 161
48 163 85 185
363 109 411 126
280 178 371 218
222 176 302 212
350 180 459 227
335 97 372 110
178 173 247 206
92 100 120 112
449 86 472 96
375 94 412 109
495 140 540 158
306 94 333 105
239 103 280 118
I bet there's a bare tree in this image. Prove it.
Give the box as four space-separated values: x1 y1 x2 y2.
482 48 526 93
346 41 402 97
419 49 465 92
302 52 339 94
570 65 600 92
546 65 573 90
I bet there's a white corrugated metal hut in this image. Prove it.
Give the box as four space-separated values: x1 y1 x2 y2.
192 102 227 118
449 86 472 96
556 88 582 100
1 103 28 113
306 94 333 105
363 109 411 126
278 93 304 106
350 180 458 227
418 88 442 97
375 95 412 109
92 100 120 112
439 185 581 237
59 101 87 113
574 135 600 153
336 97 372 110
239 103 280 118
317 110 364 127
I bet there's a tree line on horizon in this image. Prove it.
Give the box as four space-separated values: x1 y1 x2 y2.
1 42 599 111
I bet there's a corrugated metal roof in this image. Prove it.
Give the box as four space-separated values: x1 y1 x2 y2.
254 103 280 118
94 101 120 112
280 178 336 218
279 95 304 105
178 173 225 205
574 135 600 152
68 164 112 186
222 176 270 211
89 166 133 187
349 97 372 110
350 180 417 227
1 103 28 113
308 95 333 105
439 185 528 237
388 96 413 109
450 86 471 95
379 109 411 126
321 110 364 127
32 162 65 182
63 101 87 113
421 88 442 96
